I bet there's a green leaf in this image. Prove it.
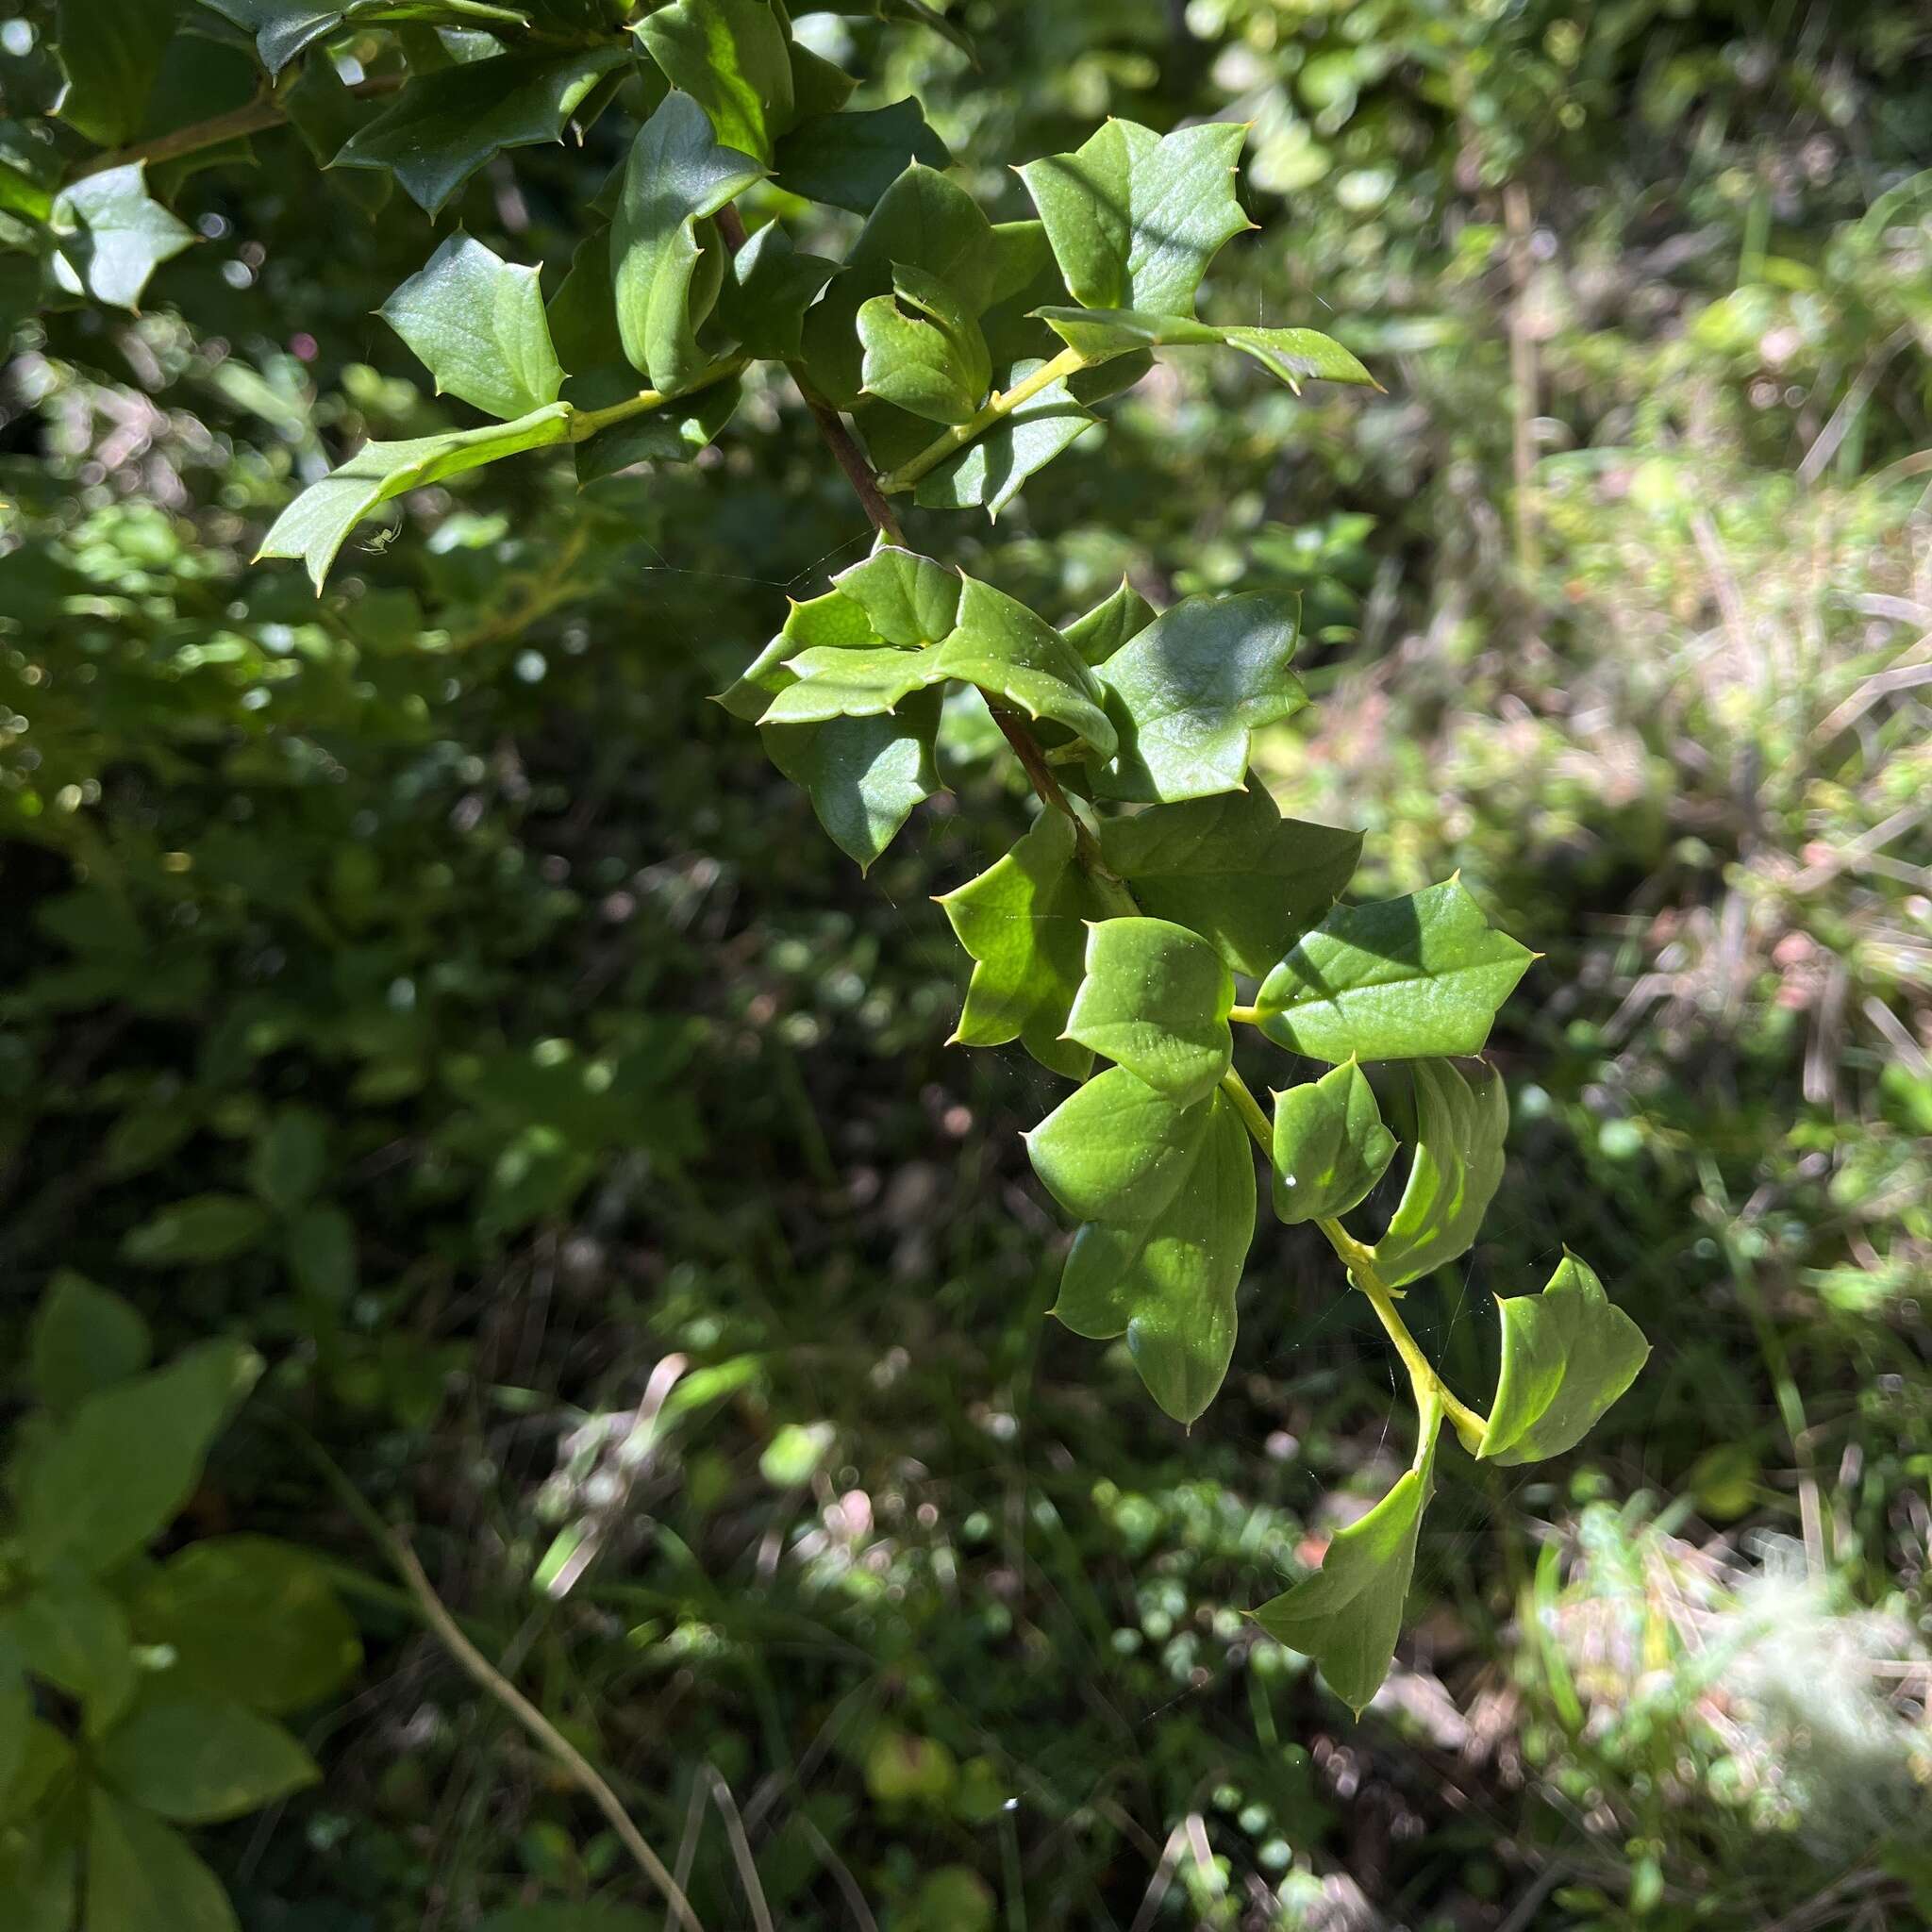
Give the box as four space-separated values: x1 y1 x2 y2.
1371 1058 1507 1289
764 690 943 873
281 47 391 215
1219 324 1376 392
97 1686 318 1823
247 1107 327 1214
0 1633 29 1795
86 1787 240 1932
637 0 791 167
833 542 960 644
858 263 991 425
1028 1072 1256 1422
1089 592 1306 803
572 375 741 486
476 1911 657 1932
714 586 878 721
257 404 574 591
774 97 951 214
334 47 627 217
132 1536 362 1714
55 0 176 145
379 233 565 423
1018 120 1250 317
1252 1394 1441 1711
0 1807 75 1932
1270 1060 1396 1224
122 1192 270 1266
716 220 839 360
28 1272 152 1409
937 810 1115 1080
909 357 1096 518
1064 917 1233 1106
18 1340 260 1578
1255 878 1535 1063
1095 786 1360 977
1479 1254 1650 1465
47 164 194 311
286 1202 358 1302
12 1577 138 1733
1035 307 1375 392
611 90 763 389
1063 577 1156 666
203 0 351 77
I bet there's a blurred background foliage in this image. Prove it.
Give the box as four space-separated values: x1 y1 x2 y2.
2 0 1930 1926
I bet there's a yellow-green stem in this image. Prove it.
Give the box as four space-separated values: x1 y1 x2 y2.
566 354 749 442
876 346 1090 493
1218 1067 1274 1149
1227 1003 1262 1025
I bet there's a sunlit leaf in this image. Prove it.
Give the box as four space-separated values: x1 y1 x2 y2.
1271 1060 1396 1224
1064 916 1234 1106
1371 1058 1507 1288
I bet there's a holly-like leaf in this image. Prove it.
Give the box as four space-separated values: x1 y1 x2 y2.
97 1686 318 1823
379 233 565 423
765 691 943 873
1064 917 1233 1106
54 0 176 146
1036 307 1375 393
206 1 540 75
258 405 574 591
281 46 392 215
1372 1058 1507 1288
611 90 763 390
1088 592 1306 803
17 1340 260 1579
1255 878 1535 1063
1270 1060 1396 1224
774 96 950 214
11 1577 137 1734
1028 1070 1256 1422
858 263 991 425
47 164 194 311
28 1271 151 1409
86 1787 241 1932
637 0 792 166
1253 1394 1441 1712
1479 1254 1650 1465
716 220 839 359
937 810 1115 1080
1018 120 1250 318
334 46 627 217
1095 786 1359 976
1064 577 1156 666
715 586 878 720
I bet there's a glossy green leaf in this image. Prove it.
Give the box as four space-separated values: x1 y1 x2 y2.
858 263 991 425
1036 307 1374 392
834 542 961 643
1479 1254 1650 1465
1089 592 1306 803
714 586 879 721
1372 1058 1508 1288
937 809 1115 1080
281 48 392 214
764 689 943 872
1270 1060 1396 1224
1030 1074 1256 1423
28 1271 152 1409
206 1 541 75
1064 917 1234 1106
1018 120 1250 317
12 1577 138 1732
774 97 951 214
716 220 839 359
760 644 937 722
86 1787 240 1932
379 233 565 422
122 1192 271 1266
98 1687 318 1823
1095 786 1360 976
637 0 791 166
257 404 574 591
48 164 195 310
334 47 627 217
1253 1394 1441 1711
1063 577 1156 666
612 90 763 389
1255 878 1535 1063
55 0 175 145
18 1340 260 1578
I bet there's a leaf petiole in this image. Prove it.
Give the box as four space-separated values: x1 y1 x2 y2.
566 353 751 441
876 345 1091 493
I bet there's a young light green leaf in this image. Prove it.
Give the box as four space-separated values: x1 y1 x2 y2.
28 1271 152 1409
1095 786 1360 976
1479 1254 1650 1465
97 1687 319 1822
1271 1060 1396 1224
715 587 881 720
932 578 1116 753
1031 1075 1256 1423
774 97 951 214
1018 120 1250 317
835 541 961 643
379 232 565 422
760 645 938 724
937 810 1115 1080
764 690 943 873
637 0 792 165
1253 1394 1441 1711
48 164 194 310
334 47 627 217
1255 878 1535 1063
18 1340 261 1578
1064 917 1234 1106
132 1536 363 1715
612 90 764 389
1063 577 1157 666
1035 307 1375 392
716 220 840 360
256 404 574 591
1089 592 1306 803
86 1787 241 1932
858 263 991 425
11 1577 137 1734
1220 325 1376 391
1371 1058 1507 1288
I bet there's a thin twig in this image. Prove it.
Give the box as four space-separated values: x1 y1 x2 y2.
702 1767 776 1932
